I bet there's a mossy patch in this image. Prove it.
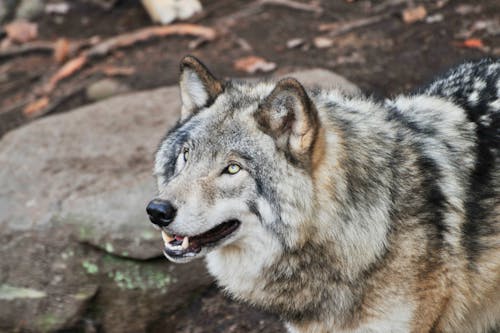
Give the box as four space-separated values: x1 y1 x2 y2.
141 229 156 240
0 285 47 300
102 255 174 293
82 260 99 275
35 314 59 333
105 242 114 253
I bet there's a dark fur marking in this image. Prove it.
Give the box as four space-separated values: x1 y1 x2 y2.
414 151 449 243
386 107 437 136
462 114 498 268
247 200 263 224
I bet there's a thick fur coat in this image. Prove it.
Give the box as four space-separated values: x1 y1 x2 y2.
149 57 500 333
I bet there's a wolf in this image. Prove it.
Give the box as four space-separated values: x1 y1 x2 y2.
146 56 500 333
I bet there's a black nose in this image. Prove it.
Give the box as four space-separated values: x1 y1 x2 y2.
146 199 177 227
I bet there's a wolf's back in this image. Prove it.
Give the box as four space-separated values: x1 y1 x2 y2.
424 58 499 134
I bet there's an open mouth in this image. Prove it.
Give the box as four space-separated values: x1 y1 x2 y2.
161 220 240 260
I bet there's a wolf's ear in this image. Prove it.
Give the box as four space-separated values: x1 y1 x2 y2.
179 55 223 120
256 78 320 165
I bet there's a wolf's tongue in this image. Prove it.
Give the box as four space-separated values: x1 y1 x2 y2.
175 235 183 241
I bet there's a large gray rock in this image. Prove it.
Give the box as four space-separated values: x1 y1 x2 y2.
0 228 212 333
85 78 130 102
0 86 180 259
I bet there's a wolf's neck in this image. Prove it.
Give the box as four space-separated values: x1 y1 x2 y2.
310 95 396 280
206 96 398 324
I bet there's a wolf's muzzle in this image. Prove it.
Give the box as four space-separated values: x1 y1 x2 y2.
146 199 177 227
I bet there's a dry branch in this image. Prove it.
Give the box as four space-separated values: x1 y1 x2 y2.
0 41 54 59
85 24 216 58
319 14 390 37
259 0 323 14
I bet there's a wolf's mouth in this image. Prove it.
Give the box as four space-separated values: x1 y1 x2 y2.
161 220 240 260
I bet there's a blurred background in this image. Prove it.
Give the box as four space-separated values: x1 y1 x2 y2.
0 0 498 332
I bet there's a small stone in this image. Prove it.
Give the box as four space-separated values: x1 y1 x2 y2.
425 13 444 24
402 5 427 24
141 0 202 25
286 38 305 49
15 0 45 20
4 20 37 43
86 79 129 102
313 36 334 49
455 4 482 15
45 2 70 15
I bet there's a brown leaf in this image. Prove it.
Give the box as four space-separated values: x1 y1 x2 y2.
402 6 427 24
234 56 276 74
455 38 485 49
23 97 49 117
4 20 38 44
53 38 70 63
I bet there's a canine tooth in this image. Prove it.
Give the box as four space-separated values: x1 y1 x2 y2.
161 230 174 244
182 236 189 249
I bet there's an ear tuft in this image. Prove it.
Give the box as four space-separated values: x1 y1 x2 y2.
257 78 320 165
179 55 223 119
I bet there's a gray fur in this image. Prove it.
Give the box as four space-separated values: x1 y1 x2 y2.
151 57 500 332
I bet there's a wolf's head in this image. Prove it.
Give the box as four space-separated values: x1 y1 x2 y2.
147 56 323 263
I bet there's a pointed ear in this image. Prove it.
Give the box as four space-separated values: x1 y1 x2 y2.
256 78 320 165
179 55 223 120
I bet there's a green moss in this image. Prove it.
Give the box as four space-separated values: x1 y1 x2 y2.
78 225 94 240
35 314 59 333
61 250 74 260
141 230 156 240
105 242 114 253
0 285 46 300
82 260 99 275
102 255 174 292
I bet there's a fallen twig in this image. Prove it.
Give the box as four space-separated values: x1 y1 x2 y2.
319 14 390 37
85 24 216 58
45 55 88 93
215 0 321 30
259 0 323 14
0 41 54 59
24 78 93 118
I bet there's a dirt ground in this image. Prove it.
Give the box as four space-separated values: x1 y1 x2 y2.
1 0 499 332
1 0 499 137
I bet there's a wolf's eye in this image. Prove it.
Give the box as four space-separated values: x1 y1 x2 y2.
226 164 241 175
183 148 189 162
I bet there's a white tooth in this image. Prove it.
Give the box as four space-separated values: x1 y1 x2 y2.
161 230 174 244
182 236 189 249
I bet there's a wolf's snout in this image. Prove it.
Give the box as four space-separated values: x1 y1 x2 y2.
146 199 177 227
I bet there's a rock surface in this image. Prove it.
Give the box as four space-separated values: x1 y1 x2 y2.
86 78 130 102
0 69 358 332
15 0 45 20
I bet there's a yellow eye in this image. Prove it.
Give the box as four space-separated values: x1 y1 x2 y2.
183 148 189 161
227 164 241 174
